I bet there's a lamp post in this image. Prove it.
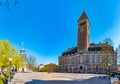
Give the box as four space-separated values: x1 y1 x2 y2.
108 63 111 77
9 58 12 82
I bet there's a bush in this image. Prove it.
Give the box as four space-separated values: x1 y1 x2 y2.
4 73 10 78
11 72 15 76
110 72 117 77
0 79 4 84
110 72 114 77
110 72 119 77
0 76 6 84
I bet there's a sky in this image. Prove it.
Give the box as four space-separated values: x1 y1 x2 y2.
0 0 120 65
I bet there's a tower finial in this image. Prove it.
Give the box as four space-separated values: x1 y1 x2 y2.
21 42 24 50
84 9 86 13
78 9 88 21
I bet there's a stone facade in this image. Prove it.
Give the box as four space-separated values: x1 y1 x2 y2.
59 10 117 73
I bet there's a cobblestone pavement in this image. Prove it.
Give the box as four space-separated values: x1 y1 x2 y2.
11 72 111 84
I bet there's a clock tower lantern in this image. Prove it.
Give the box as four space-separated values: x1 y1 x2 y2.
77 10 90 52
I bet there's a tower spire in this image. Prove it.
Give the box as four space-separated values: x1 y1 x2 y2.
21 42 24 50
84 8 86 13
78 10 88 21
77 10 90 52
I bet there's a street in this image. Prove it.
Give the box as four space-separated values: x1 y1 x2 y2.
11 72 111 84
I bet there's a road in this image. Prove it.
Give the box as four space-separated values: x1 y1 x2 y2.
11 72 111 84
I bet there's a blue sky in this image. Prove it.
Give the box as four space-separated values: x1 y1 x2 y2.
0 0 120 65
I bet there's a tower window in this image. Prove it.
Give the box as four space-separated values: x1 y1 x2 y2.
80 22 86 26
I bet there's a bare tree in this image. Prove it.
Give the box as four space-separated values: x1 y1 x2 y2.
26 55 37 72
103 38 114 46
101 41 116 74
0 0 18 11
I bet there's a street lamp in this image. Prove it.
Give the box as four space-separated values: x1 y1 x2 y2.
108 63 111 77
9 58 12 82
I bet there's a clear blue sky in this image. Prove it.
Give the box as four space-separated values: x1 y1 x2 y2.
0 0 120 65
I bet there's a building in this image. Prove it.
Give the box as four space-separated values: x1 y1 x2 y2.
59 10 117 73
38 64 44 71
117 44 120 72
19 42 29 72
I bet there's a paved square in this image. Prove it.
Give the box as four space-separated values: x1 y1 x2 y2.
12 72 111 84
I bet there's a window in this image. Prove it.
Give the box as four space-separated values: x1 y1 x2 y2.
74 58 76 64
80 22 86 26
69 59 71 64
80 66 83 70
110 56 113 63
100 56 102 63
89 55 92 63
67 59 69 64
94 55 97 63
80 56 83 63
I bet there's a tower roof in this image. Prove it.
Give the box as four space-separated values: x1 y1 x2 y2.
78 10 88 20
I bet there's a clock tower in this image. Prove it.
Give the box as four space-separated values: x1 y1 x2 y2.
77 10 90 52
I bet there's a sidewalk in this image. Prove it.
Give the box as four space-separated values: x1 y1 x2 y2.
10 72 111 84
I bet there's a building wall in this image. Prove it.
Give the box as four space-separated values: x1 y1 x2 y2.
19 48 29 72
59 11 117 73
77 12 90 52
59 51 117 73
117 45 120 65
38 64 44 70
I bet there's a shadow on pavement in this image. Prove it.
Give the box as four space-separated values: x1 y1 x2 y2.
25 77 111 84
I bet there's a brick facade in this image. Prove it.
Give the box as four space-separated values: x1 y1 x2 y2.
59 10 117 73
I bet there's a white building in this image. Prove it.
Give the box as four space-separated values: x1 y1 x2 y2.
38 64 44 70
117 45 120 65
19 42 29 72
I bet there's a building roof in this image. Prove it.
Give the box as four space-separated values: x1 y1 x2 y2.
62 47 77 56
78 10 88 20
61 43 115 56
88 43 114 52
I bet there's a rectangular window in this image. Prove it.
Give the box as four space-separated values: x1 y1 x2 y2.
94 55 97 63
80 56 83 63
74 58 76 64
67 59 69 64
100 56 102 63
89 55 92 63
110 56 113 63
84 56 86 63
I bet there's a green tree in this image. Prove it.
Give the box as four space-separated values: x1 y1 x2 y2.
0 40 23 71
12 55 23 69
40 63 59 73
